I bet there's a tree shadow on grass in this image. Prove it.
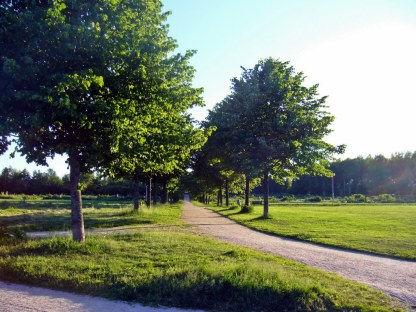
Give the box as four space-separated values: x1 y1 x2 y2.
0 200 130 211
249 215 273 221
214 206 237 212
0 211 151 232
0 264 336 312
110 272 335 312
0 214 70 232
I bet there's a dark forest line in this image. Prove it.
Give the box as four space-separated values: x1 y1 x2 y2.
2 152 416 199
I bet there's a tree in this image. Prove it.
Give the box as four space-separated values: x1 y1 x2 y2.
204 96 261 207
212 59 343 217
0 0 197 241
107 104 208 209
187 148 223 204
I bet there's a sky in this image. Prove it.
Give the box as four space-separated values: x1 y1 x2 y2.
1 0 416 176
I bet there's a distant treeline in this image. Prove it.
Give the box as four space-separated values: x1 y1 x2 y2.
0 168 135 196
2 152 416 198
0 167 181 202
254 153 416 197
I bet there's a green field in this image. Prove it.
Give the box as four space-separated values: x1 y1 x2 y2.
207 203 416 260
0 199 404 311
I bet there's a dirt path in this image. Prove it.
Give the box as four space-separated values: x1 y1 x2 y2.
182 201 416 309
0 281 200 312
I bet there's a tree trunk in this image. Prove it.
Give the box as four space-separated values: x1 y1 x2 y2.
152 180 157 205
245 175 250 206
133 179 140 210
146 177 152 207
69 155 85 242
161 179 168 204
225 178 229 206
217 183 223 206
262 170 269 218
219 183 223 206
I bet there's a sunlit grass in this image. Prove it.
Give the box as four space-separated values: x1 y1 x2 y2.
0 199 404 311
206 203 416 260
0 231 402 311
0 200 181 233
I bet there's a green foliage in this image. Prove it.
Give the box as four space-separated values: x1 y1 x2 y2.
288 153 416 198
207 58 342 181
0 0 207 239
305 196 322 203
192 58 343 214
345 194 369 203
372 194 396 203
281 195 296 202
0 0 205 183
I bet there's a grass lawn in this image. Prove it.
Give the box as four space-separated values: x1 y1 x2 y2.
0 199 180 234
206 202 416 260
0 199 404 311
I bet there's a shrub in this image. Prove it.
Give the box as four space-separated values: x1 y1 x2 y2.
42 194 70 200
0 192 13 199
251 200 263 205
305 196 322 203
240 205 253 213
373 194 396 203
280 195 295 202
345 194 368 203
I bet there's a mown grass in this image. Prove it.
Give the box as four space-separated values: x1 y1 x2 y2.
0 199 180 233
0 199 404 311
205 203 416 260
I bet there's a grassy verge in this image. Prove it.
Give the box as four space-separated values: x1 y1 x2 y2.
203 202 416 260
0 199 404 311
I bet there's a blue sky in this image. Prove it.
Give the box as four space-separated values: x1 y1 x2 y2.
1 0 416 176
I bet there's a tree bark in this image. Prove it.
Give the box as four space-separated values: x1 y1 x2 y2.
262 170 269 218
219 182 223 206
225 178 229 206
161 179 168 204
245 175 250 206
146 177 152 207
133 179 140 210
152 180 157 205
69 155 85 242
217 183 223 206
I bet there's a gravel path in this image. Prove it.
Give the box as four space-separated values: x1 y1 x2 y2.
0 281 201 312
182 201 416 309
26 224 180 239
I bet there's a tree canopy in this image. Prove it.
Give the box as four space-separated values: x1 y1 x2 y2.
200 58 343 216
0 0 205 240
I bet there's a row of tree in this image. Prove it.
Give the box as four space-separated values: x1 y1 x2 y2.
186 59 343 217
0 0 208 241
